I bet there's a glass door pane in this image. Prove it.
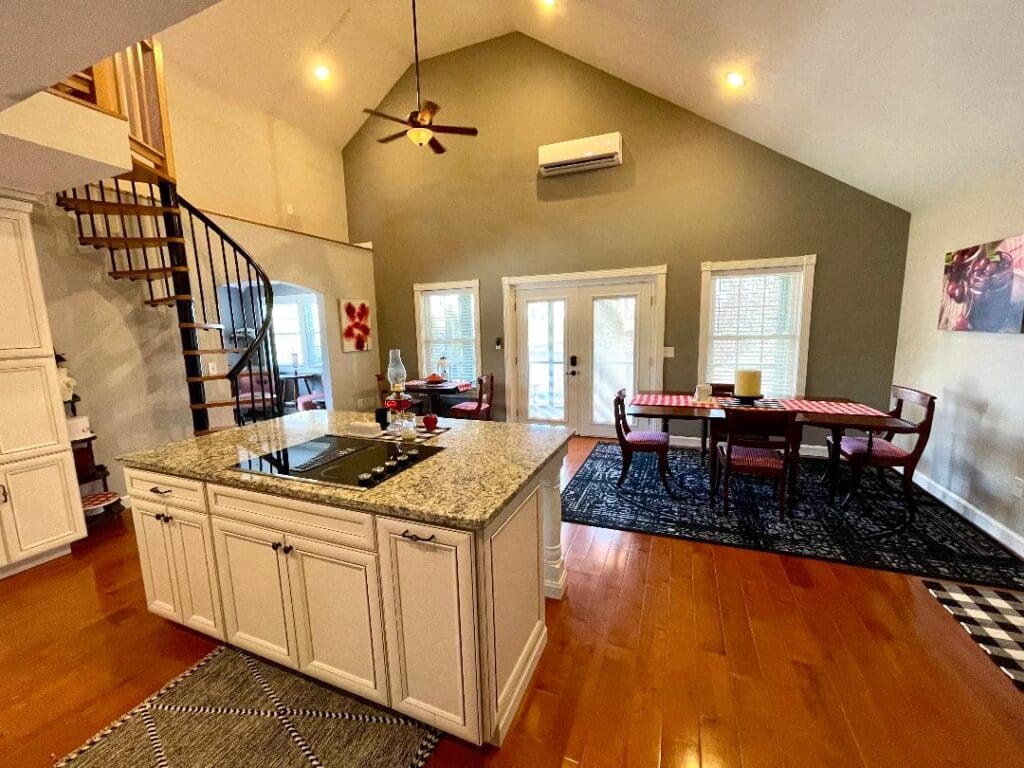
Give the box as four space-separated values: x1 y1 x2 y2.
525 299 567 421
590 296 637 424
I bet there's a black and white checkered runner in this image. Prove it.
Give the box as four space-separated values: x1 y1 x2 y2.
924 580 1024 691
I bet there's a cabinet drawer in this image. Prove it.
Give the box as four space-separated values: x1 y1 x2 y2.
207 484 375 552
125 469 206 512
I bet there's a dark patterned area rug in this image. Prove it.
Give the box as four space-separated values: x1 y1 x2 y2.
56 647 439 768
562 443 1024 589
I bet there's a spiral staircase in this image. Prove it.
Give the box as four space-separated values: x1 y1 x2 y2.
57 170 282 436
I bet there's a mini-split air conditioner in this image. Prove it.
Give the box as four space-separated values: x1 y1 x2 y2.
537 131 623 177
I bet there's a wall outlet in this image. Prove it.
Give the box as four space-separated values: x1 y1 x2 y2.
1013 476 1024 499
663 346 675 358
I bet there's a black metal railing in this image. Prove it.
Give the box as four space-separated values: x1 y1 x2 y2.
57 177 282 434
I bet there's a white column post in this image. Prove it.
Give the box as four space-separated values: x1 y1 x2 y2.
539 453 567 599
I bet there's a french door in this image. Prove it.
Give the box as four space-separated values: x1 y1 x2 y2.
514 281 656 437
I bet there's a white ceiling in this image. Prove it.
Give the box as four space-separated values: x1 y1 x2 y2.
1 0 218 111
158 0 1024 211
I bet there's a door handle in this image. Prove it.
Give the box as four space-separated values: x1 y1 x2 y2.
566 370 577 376
401 530 436 543
0 484 7 504
150 487 173 496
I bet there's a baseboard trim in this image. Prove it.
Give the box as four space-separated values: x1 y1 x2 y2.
910 471 1024 559
667 435 829 458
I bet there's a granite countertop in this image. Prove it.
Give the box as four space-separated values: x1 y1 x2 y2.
116 411 573 530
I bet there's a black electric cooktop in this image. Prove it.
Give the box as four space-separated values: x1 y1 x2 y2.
235 434 444 489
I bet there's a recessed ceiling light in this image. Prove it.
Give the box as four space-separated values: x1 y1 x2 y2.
314 64 331 82
725 71 746 88
541 0 556 7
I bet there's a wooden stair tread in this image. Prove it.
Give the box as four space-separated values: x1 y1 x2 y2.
143 294 192 307
56 197 179 217
186 374 230 382
179 322 224 331
191 400 246 410
182 347 248 356
109 267 187 280
81 235 185 250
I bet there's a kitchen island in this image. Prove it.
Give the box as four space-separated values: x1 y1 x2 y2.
117 411 572 746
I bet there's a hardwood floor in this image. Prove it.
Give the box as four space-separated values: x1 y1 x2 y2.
1 437 1022 767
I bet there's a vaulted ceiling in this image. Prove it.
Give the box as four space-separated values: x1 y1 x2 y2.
159 0 1024 210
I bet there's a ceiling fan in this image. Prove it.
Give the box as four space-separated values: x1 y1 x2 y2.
362 0 478 154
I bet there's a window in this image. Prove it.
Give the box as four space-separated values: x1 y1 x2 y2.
414 280 481 381
698 256 815 398
272 293 323 370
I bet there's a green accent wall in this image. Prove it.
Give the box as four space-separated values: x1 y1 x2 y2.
344 33 910 422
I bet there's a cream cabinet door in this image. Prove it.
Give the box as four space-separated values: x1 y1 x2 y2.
132 499 180 621
285 534 388 705
0 203 52 359
212 517 297 668
167 507 224 640
377 517 481 744
0 450 85 563
0 358 68 462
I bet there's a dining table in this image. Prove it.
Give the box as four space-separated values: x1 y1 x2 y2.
404 378 475 415
626 391 918 500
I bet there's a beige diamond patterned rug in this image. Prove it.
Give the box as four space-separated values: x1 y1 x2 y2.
55 647 439 768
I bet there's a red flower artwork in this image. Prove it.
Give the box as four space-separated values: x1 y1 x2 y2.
342 300 372 351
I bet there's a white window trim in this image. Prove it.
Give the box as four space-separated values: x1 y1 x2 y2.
413 279 482 379
697 254 816 397
273 293 324 371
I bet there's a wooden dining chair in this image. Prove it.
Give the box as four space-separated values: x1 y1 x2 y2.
699 382 735 462
450 374 494 420
614 389 674 496
827 385 936 508
712 408 796 517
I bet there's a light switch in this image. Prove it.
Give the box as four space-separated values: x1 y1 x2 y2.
663 346 675 358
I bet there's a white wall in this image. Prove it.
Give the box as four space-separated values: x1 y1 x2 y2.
163 66 350 243
212 214 379 413
893 165 1024 540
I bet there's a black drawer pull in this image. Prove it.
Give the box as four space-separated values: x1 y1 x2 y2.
271 541 282 551
150 487 173 495
154 513 166 522
164 514 173 524
0 484 7 504
282 545 293 555
401 530 436 543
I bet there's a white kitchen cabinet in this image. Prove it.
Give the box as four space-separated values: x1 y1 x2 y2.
377 517 481 744
0 450 85 563
0 357 68 462
132 498 224 639
212 517 297 667
0 199 52 360
286 533 388 704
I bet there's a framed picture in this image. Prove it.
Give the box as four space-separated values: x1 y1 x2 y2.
341 299 372 351
938 233 1024 333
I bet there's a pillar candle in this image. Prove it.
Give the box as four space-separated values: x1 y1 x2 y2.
734 369 762 397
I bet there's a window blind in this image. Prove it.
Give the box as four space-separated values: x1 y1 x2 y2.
705 269 803 398
419 290 478 381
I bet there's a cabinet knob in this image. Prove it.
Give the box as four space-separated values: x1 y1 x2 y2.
154 513 165 522
271 541 282 551
282 545 293 555
164 514 173 524
0 484 8 504
150 487 173 496
400 530 437 543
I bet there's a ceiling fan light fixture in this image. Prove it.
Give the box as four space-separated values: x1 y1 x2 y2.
407 126 433 147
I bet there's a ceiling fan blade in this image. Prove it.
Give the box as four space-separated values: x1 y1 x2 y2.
430 125 478 136
428 136 446 154
378 130 408 144
363 108 410 126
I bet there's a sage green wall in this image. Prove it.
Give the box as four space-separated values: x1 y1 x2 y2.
344 33 910 423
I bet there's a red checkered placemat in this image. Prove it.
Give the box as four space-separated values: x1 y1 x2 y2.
630 393 707 407
776 399 887 416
